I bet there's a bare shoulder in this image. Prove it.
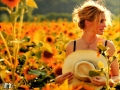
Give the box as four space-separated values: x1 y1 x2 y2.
66 40 75 56
106 40 116 56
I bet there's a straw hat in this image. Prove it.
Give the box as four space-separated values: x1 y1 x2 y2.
62 50 108 90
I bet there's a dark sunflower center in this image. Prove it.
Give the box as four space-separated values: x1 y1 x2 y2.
43 51 53 58
69 33 73 36
47 37 52 42
55 67 62 75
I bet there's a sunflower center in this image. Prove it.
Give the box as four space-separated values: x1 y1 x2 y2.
43 51 53 58
69 33 73 36
55 67 62 75
47 37 52 42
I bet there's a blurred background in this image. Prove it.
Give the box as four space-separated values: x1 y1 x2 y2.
0 0 120 22
0 1 120 89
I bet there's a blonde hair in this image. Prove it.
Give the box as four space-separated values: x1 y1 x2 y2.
72 0 112 29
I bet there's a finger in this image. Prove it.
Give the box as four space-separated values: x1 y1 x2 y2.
63 72 73 77
62 72 73 79
61 73 73 83
68 74 74 84
92 81 101 86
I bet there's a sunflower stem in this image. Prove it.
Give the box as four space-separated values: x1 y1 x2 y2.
105 58 110 90
11 4 19 90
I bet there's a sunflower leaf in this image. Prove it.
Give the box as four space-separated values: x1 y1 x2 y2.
34 50 42 59
26 0 38 9
20 36 30 43
28 69 47 76
89 70 101 77
97 44 107 51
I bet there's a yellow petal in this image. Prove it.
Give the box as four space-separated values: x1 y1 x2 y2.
26 0 38 8
98 61 104 68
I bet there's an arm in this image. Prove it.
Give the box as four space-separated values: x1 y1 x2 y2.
55 41 74 84
66 41 75 57
107 40 120 84
91 40 120 86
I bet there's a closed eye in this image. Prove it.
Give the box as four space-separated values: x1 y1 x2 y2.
100 19 106 23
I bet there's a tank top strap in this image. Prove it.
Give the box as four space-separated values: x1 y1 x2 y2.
73 40 76 52
105 40 107 47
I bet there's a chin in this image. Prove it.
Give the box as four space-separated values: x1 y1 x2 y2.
100 33 103 35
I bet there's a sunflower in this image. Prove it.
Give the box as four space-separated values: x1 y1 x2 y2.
25 58 38 69
1 0 20 9
53 64 62 76
41 47 58 65
63 29 68 34
67 31 76 39
44 35 55 44
23 66 38 81
4 72 21 83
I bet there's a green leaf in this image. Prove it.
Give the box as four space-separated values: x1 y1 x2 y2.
97 44 107 51
26 0 38 8
34 49 42 59
89 70 101 77
28 69 47 76
20 36 30 43
115 37 120 41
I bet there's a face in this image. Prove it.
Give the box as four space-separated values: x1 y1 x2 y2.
95 13 106 35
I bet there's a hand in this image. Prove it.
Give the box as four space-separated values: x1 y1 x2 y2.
91 76 106 86
55 72 74 84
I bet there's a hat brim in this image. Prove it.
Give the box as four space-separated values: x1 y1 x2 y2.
62 50 107 88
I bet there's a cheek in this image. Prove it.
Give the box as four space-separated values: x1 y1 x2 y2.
94 27 101 35
96 25 100 29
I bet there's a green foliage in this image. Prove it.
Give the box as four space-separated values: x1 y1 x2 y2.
89 70 101 77
0 0 119 22
45 12 72 21
25 12 72 22
33 0 119 15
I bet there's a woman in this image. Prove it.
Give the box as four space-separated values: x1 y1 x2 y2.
55 0 120 86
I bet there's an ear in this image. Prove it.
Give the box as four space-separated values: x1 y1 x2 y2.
85 20 92 27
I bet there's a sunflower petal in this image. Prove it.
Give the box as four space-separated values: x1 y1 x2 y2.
26 0 38 8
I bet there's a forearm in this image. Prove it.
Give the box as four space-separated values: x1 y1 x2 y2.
110 76 120 86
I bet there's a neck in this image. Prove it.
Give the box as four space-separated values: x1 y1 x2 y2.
82 32 97 44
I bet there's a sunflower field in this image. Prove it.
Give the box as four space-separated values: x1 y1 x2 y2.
0 0 120 90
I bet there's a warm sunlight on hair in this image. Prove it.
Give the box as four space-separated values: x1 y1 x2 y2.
72 0 112 29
